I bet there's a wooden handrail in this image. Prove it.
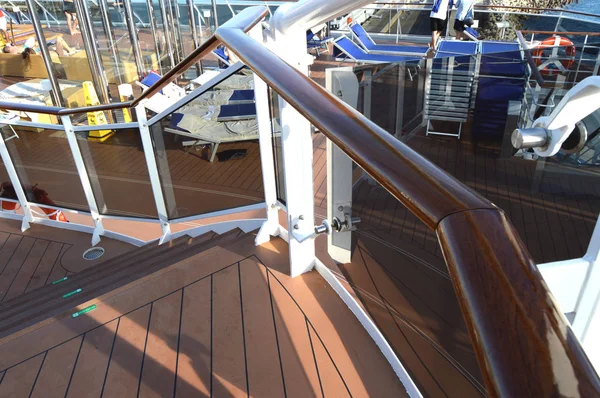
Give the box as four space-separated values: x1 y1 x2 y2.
217 6 600 396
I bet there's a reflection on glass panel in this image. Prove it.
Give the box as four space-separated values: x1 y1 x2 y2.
352 48 600 266
394 9 431 37
356 61 425 137
33 1 96 102
0 124 90 212
268 88 285 204
356 8 394 34
0 148 17 211
76 128 158 218
148 67 264 219
346 159 485 397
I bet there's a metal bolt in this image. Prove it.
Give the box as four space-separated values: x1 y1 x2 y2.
299 215 304 220
338 206 344 211
511 128 549 149
293 224 299 230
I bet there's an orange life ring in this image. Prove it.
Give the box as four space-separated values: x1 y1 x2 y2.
32 186 68 222
532 36 576 76
0 201 19 211
40 207 69 222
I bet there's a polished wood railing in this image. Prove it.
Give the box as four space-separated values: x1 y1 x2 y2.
1 5 599 396
215 6 600 397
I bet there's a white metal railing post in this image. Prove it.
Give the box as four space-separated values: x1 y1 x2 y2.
270 26 317 277
0 128 34 231
61 115 105 245
135 104 172 243
571 216 600 369
538 214 600 371
250 24 283 246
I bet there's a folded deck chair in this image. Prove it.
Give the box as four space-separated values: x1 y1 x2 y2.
165 102 259 162
463 26 480 41
350 23 429 57
333 36 421 64
136 71 186 113
307 30 333 56
213 47 232 67
0 112 19 141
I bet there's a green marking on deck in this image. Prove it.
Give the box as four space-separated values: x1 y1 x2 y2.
72 304 97 318
62 288 82 299
52 276 68 285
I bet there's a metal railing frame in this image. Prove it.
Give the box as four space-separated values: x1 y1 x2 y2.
0 6 266 246
332 3 600 43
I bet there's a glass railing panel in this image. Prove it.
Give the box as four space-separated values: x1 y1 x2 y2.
95 0 163 84
75 126 158 218
147 66 265 219
352 6 394 35
470 11 559 42
0 146 19 211
326 154 487 396
0 122 90 212
557 16 600 37
349 48 600 265
355 61 426 138
392 9 432 38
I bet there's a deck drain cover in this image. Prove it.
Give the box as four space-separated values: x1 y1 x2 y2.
83 247 105 261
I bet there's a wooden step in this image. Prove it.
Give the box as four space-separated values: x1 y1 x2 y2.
0 231 230 329
0 229 244 338
0 234 195 316
0 230 239 337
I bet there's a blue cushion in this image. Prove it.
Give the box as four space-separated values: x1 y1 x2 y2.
335 37 420 63
214 47 229 62
229 90 254 102
217 103 257 121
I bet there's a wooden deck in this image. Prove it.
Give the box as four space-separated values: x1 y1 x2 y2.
0 219 134 305
0 233 406 398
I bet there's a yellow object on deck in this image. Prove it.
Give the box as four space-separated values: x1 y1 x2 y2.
82 81 113 141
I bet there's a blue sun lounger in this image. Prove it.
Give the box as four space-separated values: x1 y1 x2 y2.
213 47 232 67
333 37 421 64
350 23 429 57
307 30 333 56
